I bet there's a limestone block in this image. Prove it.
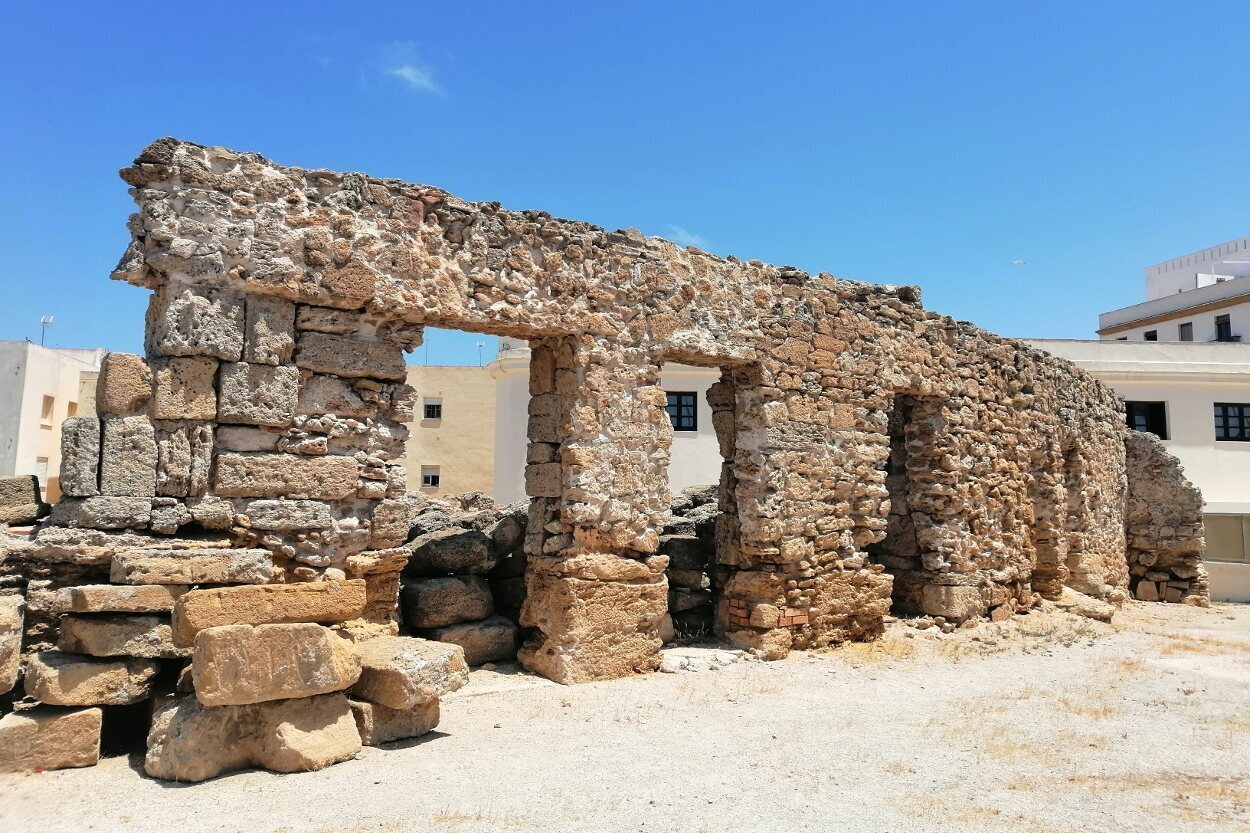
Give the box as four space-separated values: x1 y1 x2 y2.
0 707 102 773
213 453 358 499
350 697 439 746
145 693 360 782
58 614 188 659
422 615 518 666
0 474 44 524
369 498 412 548
294 332 406 381
390 384 418 422
218 362 299 426
99 416 158 497
296 305 360 334
660 534 708 570
110 548 274 585
527 394 561 443
154 422 213 498
147 284 244 360
405 527 496 576
148 497 189 534
217 425 281 451
0 595 23 695
243 296 296 365
297 374 372 418
95 352 152 415
49 496 151 529
172 580 367 646
1054 587 1116 622
919 584 986 621
187 495 234 529
401 576 494 628
58 418 101 497
69 584 188 613
192 623 362 706
240 499 335 531
518 573 666 684
24 650 159 706
350 636 468 710
152 357 219 421
525 463 562 498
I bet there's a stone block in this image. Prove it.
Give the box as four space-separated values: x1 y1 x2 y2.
58 418 101 497
919 584 986 621
369 498 413 548
58 614 188 659
213 453 358 499
69 584 188 613
240 499 335 531
187 495 234 529
0 707 102 773
23 650 159 706
0 595 23 695
401 576 493 628
110 548 274 585
525 463 562 498
145 693 360 782
422 615 518 666
172 580 367 646
152 357 219 420
149 498 190 536
49 496 152 529
155 422 213 497
0 475 45 524
99 416 158 497
296 305 359 334
294 332 406 381
405 527 496 576
350 697 439 746
192 623 361 706
218 362 299 426
660 534 708 570
350 636 468 710
527 394 561 443
147 284 244 360
243 296 296 365
217 425 281 452
95 352 152 415
297 374 373 418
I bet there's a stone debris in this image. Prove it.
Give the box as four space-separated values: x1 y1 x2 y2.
0 475 50 525
401 575 494 628
23 650 159 705
0 595 23 694
192 623 361 706
351 636 469 710
659 646 749 673
0 706 102 773
350 697 440 746
420 615 518 667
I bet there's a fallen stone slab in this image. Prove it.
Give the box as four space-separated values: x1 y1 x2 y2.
421 615 518 666
0 706 102 773
23 650 159 706
172 579 367 646
110 548 274 585
58 614 189 659
192 623 361 706
145 693 361 782
68 584 188 613
349 697 439 746
1 595 24 695
1053 587 1117 623
0 475 49 524
401 575 494 628
405 527 496 576
350 636 468 710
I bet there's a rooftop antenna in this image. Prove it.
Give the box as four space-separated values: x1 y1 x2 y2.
476 341 485 367
39 315 53 346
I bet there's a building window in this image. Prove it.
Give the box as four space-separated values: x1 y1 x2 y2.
40 395 54 428
665 391 698 432
1178 322 1193 342
423 400 442 420
1215 403 1250 442
420 466 441 488
34 457 48 494
1143 330 1158 341
1215 314 1235 342
1203 515 1249 563
1125 401 1168 439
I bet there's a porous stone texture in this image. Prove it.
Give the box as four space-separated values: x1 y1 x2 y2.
155 422 213 497
171 580 367 645
0 707 101 773
350 636 469 710
58 614 188 659
58 418 101 497
99 416 158 497
23 650 159 705
401 575 493 628
406 528 496 575
213 453 358 499
421 615 518 666
294 332 407 381
49 496 152 529
68 583 188 613
243 296 296 365
152 357 219 421
191 623 361 706
110 547 274 585
95 352 152 415
0 475 48 524
145 692 361 781
349 697 439 746
0 595 23 695
217 362 299 426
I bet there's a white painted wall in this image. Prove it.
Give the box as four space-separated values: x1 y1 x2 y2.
1144 235 1250 299
1102 297 1250 344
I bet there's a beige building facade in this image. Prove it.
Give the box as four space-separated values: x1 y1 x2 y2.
398 364 496 497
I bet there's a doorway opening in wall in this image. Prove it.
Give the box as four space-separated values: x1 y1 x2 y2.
866 394 926 615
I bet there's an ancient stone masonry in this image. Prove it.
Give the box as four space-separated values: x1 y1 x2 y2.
0 137 1211 777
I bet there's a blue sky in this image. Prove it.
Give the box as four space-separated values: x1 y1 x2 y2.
1 2 1247 364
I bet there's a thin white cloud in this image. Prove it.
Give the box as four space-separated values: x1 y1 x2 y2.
667 225 710 249
380 43 443 95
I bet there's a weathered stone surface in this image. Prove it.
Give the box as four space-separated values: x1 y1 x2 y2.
192 623 361 706
297 374 373 418
294 332 406 381
349 697 439 746
240 499 335 531
0 475 46 524
296 305 360 334
172 580 367 646
49 496 151 529
218 362 299 426
422 615 517 666
24 650 159 705
155 422 213 497
0 595 23 695
69 583 188 613
110 548 274 585
243 296 296 365
350 636 468 710
213 453 358 499
152 357 218 421
187 495 234 529
405 527 496 576
401 576 493 628
0 707 101 773
145 693 360 782
216 425 280 452
58 418 101 497
1053 587 1116 622
95 352 152 415
369 498 413 548
99 416 157 497
147 283 244 360
58 614 188 659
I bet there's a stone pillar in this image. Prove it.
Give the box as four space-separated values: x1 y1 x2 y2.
517 337 669 683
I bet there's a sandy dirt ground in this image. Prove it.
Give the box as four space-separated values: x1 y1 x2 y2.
2 601 1247 833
